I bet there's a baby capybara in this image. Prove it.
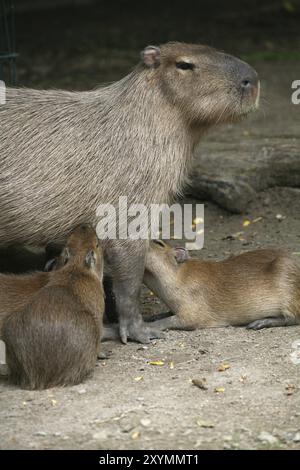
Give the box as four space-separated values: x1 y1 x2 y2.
144 241 300 331
2 225 104 389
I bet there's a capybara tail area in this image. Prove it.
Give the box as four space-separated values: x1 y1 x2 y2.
2 312 99 390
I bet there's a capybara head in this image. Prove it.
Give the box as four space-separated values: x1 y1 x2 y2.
58 224 103 277
141 42 259 125
147 240 189 271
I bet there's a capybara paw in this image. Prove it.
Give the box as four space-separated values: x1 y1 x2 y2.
120 321 165 344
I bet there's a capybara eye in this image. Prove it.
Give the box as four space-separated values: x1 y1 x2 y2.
153 240 165 248
175 61 195 71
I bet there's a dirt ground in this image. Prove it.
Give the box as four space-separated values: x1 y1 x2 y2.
1 0 300 451
1 188 300 450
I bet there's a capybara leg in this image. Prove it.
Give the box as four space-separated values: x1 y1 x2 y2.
101 324 120 341
149 315 196 331
110 242 164 344
247 316 298 330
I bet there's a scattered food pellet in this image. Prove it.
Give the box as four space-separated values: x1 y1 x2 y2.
134 376 143 382
218 363 230 372
214 387 225 393
131 431 140 440
197 419 214 428
148 360 164 366
243 220 251 227
169 361 174 369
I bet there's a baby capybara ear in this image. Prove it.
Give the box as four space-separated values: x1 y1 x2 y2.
141 46 161 68
60 247 70 265
85 250 96 269
174 247 189 263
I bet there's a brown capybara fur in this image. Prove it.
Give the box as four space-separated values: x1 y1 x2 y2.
144 241 300 331
2 225 105 390
0 42 259 344
0 271 49 336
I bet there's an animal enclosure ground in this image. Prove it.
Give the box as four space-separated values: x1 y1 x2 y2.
1 188 300 450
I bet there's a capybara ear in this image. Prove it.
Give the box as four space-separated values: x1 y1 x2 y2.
61 247 70 265
85 250 96 269
141 46 161 68
174 247 189 263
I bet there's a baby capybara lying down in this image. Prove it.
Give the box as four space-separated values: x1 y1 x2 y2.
144 241 300 331
1 225 105 390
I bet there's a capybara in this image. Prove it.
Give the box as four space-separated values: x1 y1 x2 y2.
144 240 300 330
0 42 259 343
2 225 105 389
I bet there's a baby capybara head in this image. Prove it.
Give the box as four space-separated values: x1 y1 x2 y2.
58 224 103 276
141 42 259 125
147 240 189 272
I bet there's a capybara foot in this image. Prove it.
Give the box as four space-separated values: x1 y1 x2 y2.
247 316 297 330
119 320 165 344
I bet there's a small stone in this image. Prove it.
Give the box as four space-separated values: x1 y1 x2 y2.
92 430 109 441
258 431 278 445
293 432 300 443
192 378 208 390
140 418 151 427
77 388 86 395
35 431 47 436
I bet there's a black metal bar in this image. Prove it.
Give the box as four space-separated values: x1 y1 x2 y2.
0 0 17 85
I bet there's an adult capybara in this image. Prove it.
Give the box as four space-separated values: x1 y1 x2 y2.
2 225 105 389
144 241 300 330
0 42 259 344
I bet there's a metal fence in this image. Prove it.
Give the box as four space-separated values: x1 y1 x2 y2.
0 0 17 84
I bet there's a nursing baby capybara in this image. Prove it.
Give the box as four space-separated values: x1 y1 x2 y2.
2 225 105 389
0 42 259 343
144 241 300 330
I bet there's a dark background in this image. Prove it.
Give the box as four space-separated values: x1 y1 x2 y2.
2 0 300 88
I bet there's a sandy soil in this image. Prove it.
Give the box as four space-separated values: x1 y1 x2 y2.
1 187 300 450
